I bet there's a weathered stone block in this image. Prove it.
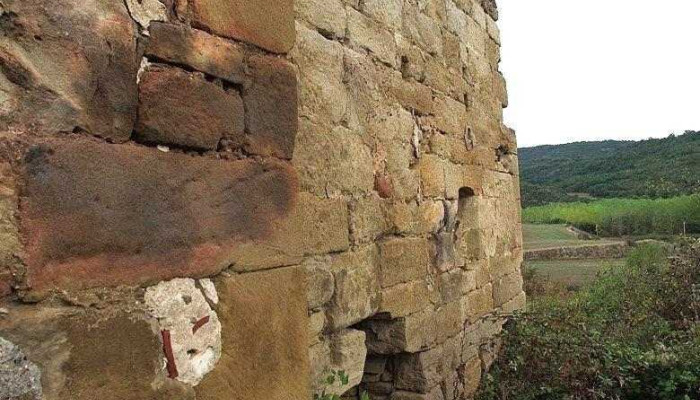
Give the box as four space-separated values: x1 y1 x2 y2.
330 329 368 395
389 200 445 235
501 291 526 314
0 163 20 296
492 272 524 307
136 65 244 150
379 280 431 318
226 193 349 272
378 238 434 288
18 138 297 293
394 348 444 393
304 257 335 310
351 197 390 244
145 23 247 84
428 95 468 136
198 267 310 399
291 24 348 125
244 55 298 159
439 269 464 304
328 246 380 330
347 7 398 68
295 0 347 39
462 283 493 323
419 155 446 198
0 0 139 141
362 0 403 31
462 357 482 397
183 0 295 53
0 307 189 400
402 3 444 56
294 121 375 196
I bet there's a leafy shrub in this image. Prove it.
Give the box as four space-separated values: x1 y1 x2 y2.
314 370 370 400
477 241 700 400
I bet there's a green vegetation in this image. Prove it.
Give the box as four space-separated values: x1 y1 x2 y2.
519 131 700 207
522 224 622 250
525 258 626 288
523 195 700 236
477 241 700 400
315 370 369 400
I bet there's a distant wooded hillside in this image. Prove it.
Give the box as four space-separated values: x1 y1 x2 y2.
519 131 700 207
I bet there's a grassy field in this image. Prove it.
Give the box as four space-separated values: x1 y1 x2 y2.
523 195 700 237
525 258 626 287
522 223 621 250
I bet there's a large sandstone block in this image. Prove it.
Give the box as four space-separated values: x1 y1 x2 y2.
291 24 348 126
294 121 374 196
145 23 247 84
0 0 139 141
347 7 398 68
244 55 298 159
197 267 310 399
327 246 380 330
492 272 524 307
18 138 297 293
214 193 350 272
0 307 190 400
295 0 347 39
394 348 444 393
181 0 295 53
378 238 434 288
136 65 245 150
379 279 431 318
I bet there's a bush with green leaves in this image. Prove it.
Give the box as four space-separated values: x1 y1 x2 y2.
477 241 700 400
314 370 370 400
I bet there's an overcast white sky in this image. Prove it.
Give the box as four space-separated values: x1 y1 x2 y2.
499 0 700 148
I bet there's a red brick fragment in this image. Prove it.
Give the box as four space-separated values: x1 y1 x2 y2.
161 330 179 379
192 315 210 334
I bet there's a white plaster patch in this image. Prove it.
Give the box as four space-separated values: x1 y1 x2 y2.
145 278 222 386
137 57 151 85
198 279 219 305
125 0 167 32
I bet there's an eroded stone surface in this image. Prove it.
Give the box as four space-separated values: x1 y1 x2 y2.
125 0 168 30
145 278 222 386
197 267 310 399
19 138 297 293
244 55 299 159
0 0 139 141
0 307 191 400
136 65 245 150
183 0 296 53
145 23 247 84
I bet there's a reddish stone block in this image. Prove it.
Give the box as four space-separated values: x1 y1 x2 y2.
19 138 298 293
0 0 139 142
136 65 245 150
0 272 12 297
146 23 248 84
244 55 298 159
183 0 295 53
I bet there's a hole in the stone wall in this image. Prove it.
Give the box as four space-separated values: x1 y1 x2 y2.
456 187 477 240
182 294 192 304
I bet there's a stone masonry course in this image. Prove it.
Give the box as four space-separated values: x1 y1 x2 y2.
0 0 524 399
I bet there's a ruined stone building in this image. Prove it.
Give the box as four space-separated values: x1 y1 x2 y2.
0 0 524 398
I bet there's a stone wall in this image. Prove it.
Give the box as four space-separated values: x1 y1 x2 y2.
0 0 524 399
